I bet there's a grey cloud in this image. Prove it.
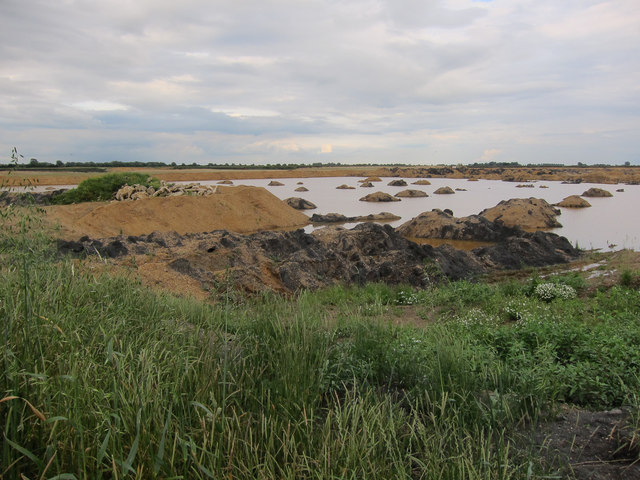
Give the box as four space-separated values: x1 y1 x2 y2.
1 0 638 165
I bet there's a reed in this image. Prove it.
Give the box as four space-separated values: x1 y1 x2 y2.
2 209 640 478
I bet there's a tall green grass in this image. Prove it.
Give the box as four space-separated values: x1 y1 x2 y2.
2 212 640 478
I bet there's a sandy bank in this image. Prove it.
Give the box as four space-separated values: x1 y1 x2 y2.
44 185 310 239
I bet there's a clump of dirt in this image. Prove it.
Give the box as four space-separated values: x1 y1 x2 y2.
44 185 310 239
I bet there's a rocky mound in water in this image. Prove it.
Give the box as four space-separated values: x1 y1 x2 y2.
360 192 400 202
412 180 431 185
395 189 428 198
58 223 580 295
388 179 408 187
310 212 401 223
284 197 317 210
479 198 562 229
582 187 613 197
556 195 591 208
433 186 455 194
397 209 519 241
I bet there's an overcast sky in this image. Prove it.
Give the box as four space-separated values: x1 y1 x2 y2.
1 0 639 166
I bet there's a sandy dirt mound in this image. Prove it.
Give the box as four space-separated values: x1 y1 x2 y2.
480 198 562 230
44 185 309 239
556 195 591 208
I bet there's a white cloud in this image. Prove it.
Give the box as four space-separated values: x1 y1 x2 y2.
320 144 332 153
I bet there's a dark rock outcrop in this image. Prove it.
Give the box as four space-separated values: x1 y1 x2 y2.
58 222 580 295
310 212 401 223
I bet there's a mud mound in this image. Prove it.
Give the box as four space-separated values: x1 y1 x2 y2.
397 209 519 241
582 187 613 197
360 191 400 202
556 195 591 208
387 179 408 186
284 197 317 210
480 198 562 230
394 189 428 198
45 185 309 239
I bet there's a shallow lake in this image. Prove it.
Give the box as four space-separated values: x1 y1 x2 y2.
11 176 639 251
196 176 639 252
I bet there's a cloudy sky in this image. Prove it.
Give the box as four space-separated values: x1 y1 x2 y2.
1 0 639 166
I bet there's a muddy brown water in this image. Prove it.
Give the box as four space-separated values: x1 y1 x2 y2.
220 177 640 252
10 176 639 251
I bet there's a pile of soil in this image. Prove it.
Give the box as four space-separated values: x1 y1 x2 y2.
397 209 518 241
360 191 400 202
44 185 310 239
556 195 591 208
480 198 562 230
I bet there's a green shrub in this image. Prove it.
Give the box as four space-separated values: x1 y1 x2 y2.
50 172 160 204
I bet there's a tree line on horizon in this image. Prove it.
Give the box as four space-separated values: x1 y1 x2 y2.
0 156 634 171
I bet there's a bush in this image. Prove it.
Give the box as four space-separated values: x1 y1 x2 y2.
50 172 160 204
534 282 577 302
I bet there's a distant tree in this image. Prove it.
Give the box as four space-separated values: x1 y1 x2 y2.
624 161 631 166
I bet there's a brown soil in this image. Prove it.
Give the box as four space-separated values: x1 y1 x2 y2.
534 406 640 480
3 165 639 187
43 185 309 239
480 198 562 230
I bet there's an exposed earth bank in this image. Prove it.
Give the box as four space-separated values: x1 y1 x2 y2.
58 222 580 297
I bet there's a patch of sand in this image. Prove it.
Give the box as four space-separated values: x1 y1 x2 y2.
44 185 310 239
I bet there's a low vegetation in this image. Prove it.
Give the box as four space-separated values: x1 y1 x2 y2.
2 206 640 478
49 172 160 204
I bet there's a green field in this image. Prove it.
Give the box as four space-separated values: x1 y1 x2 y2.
1 206 639 479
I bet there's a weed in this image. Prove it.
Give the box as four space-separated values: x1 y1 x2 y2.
49 172 160 204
